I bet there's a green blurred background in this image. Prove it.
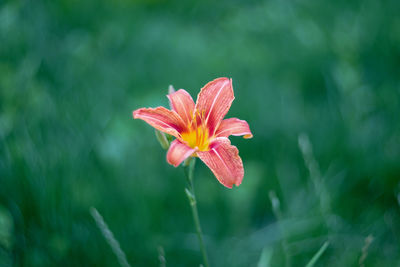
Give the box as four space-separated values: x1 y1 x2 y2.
1 0 400 266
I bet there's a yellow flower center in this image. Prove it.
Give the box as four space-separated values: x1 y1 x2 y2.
181 126 210 151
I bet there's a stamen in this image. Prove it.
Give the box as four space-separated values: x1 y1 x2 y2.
181 109 210 151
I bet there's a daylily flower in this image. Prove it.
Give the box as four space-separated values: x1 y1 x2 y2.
133 77 253 188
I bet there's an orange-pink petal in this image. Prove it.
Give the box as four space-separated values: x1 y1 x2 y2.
133 107 186 138
167 139 196 167
197 137 244 188
167 89 195 125
215 118 253 139
195 77 234 135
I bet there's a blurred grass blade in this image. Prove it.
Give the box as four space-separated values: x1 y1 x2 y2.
0 206 13 267
0 205 13 250
268 191 282 220
90 207 131 267
298 133 331 217
305 241 329 267
359 235 373 267
268 191 290 267
157 246 166 267
257 247 273 267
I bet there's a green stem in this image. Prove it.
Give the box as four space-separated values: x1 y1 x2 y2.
183 158 210 267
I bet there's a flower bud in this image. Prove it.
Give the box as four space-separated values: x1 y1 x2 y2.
155 130 170 150
168 85 175 94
